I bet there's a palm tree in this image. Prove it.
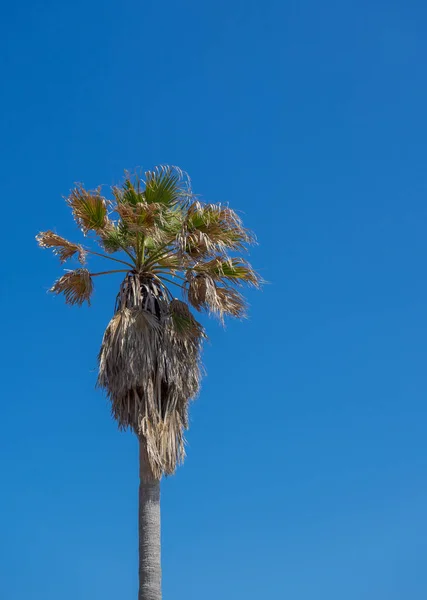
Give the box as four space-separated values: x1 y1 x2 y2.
37 166 260 600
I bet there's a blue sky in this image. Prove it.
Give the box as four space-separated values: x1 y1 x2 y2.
1 0 427 598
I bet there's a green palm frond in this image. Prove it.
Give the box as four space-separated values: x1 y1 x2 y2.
50 269 93 305
112 167 191 209
178 201 254 257
144 166 192 207
67 185 109 234
116 202 167 242
36 230 86 264
156 257 182 274
161 206 186 239
99 222 134 254
112 176 144 206
191 257 261 287
169 299 205 340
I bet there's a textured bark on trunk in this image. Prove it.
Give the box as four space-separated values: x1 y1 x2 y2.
139 439 161 600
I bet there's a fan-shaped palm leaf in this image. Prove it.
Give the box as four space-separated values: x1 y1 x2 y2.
169 299 206 340
116 202 168 241
178 201 255 257
67 185 109 234
36 230 86 264
144 166 192 207
185 272 247 321
50 268 93 306
99 222 134 254
191 256 260 287
112 175 144 207
215 287 247 318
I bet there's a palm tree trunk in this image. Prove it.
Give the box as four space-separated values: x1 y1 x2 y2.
139 439 161 600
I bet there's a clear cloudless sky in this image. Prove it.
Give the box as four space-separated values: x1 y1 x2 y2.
1 0 427 598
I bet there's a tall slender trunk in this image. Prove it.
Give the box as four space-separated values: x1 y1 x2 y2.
139 439 161 600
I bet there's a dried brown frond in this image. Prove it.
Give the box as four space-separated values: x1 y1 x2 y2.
185 272 247 322
186 273 217 312
36 230 86 264
215 287 247 319
114 273 170 314
66 185 109 234
50 269 93 306
98 274 203 479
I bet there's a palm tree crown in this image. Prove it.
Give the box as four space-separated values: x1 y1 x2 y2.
37 166 260 478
